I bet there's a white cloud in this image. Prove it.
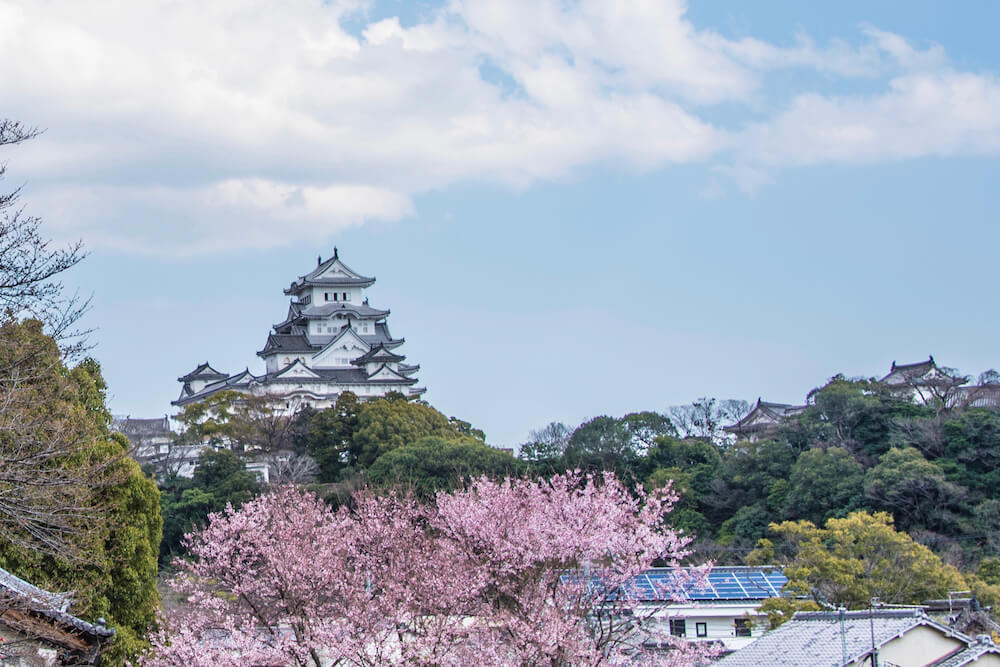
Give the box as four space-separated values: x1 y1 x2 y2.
0 0 997 254
739 71 1000 166
33 180 412 255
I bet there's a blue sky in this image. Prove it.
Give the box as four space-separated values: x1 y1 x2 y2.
2 1 998 446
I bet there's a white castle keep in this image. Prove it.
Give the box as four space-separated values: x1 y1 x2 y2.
174 248 425 411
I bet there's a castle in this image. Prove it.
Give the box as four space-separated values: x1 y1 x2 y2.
174 248 425 412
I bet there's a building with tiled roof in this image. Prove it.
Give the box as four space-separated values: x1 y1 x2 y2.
0 566 115 664
713 608 1000 667
723 398 805 441
174 248 425 411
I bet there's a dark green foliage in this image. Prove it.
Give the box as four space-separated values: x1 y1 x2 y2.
864 446 965 532
564 416 636 473
939 409 1000 498
793 377 930 461
702 439 797 528
783 447 864 525
305 391 362 481
158 448 259 566
718 503 773 550
0 322 161 664
367 436 522 497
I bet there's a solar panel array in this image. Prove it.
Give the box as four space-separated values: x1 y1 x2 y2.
621 567 788 602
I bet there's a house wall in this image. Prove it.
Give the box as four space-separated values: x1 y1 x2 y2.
651 603 768 650
854 625 964 667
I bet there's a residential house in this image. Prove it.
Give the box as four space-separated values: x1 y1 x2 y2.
713 608 1000 666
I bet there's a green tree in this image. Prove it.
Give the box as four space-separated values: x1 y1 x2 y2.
367 436 522 497
158 448 259 565
352 397 461 467
766 511 967 608
305 391 362 481
782 447 864 525
0 330 161 663
791 377 928 460
863 446 965 531
703 439 797 530
563 413 670 478
519 421 572 465
938 409 1000 499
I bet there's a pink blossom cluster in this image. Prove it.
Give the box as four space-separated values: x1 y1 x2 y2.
142 473 718 666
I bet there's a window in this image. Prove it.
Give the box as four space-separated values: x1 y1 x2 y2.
696 622 707 638
324 292 331 301
734 619 751 637
669 619 686 637
343 292 349 301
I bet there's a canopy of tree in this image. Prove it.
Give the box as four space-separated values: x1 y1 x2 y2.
0 320 161 663
143 475 716 666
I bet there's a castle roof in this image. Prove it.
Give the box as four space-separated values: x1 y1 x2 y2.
724 398 805 434
301 302 390 319
112 416 172 438
177 362 228 383
352 344 406 365
283 248 374 295
261 366 419 386
173 369 258 406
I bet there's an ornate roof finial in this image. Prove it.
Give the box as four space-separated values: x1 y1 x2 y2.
333 246 339 260
317 255 321 266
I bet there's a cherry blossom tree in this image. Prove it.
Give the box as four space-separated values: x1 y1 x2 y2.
144 474 716 666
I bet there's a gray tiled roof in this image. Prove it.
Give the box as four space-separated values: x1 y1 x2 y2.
262 366 418 385
300 302 389 318
283 251 375 294
930 639 1000 667
715 609 970 667
724 398 805 433
352 344 405 365
0 566 115 640
177 362 228 382
112 416 171 438
258 333 313 355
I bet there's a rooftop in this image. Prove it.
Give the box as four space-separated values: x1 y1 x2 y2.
714 609 970 667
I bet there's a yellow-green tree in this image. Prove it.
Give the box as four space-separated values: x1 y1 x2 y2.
352 396 464 467
757 511 966 608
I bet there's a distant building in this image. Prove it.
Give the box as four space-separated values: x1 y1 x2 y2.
174 248 425 412
713 608 1000 666
0 566 115 665
723 356 1000 438
723 399 805 442
111 415 173 458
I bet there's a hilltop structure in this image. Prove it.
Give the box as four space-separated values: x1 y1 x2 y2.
723 356 1000 438
174 249 425 412
723 399 805 442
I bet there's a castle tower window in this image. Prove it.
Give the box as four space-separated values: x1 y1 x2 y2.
343 292 349 301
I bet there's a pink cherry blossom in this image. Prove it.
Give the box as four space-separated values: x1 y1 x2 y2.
142 474 719 666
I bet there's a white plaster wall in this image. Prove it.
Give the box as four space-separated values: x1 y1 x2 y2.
650 603 767 650
869 625 964 667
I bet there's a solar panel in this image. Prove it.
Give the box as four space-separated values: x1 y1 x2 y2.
561 567 788 602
